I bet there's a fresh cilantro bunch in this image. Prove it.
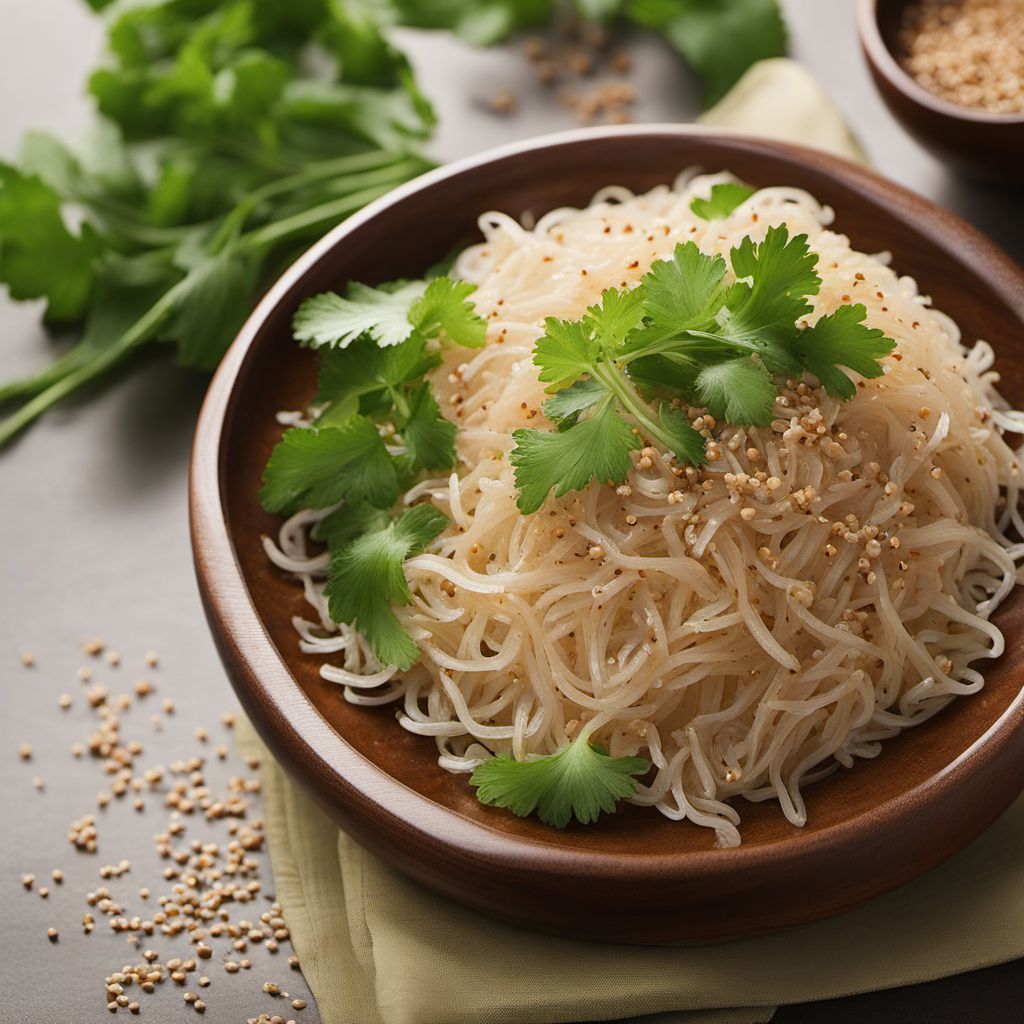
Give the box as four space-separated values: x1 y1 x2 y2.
260 274 485 669
0 0 439 446
511 211 895 513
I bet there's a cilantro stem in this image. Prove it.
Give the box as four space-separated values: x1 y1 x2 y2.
620 328 769 364
238 180 406 253
590 361 681 455
212 156 422 254
0 277 190 447
0 345 95 405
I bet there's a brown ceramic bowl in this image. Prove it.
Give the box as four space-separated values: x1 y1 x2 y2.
190 126 1024 945
857 0 1024 181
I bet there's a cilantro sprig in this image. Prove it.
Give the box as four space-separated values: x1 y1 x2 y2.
470 732 650 828
260 272 484 667
0 0 438 446
325 503 449 670
511 226 895 513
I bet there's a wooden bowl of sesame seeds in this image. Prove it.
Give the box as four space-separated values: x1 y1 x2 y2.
191 125 1024 944
858 0 1024 181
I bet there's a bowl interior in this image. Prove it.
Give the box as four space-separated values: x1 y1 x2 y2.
215 131 1024 860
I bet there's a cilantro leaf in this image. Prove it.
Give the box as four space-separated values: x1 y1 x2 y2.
470 732 650 828
402 382 457 471
725 225 819 335
409 276 487 348
541 378 606 429
324 503 448 670
510 401 640 514
533 317 594 391
0 163 98 322
793 304 896 399
695 357 777 426
259 419 399 515
690 182 755 221
655 403 708 464
583 286 646 351
315 334 440 414
165 246 260 371
311 500 391 550
293 281 428 350
635 241 728 337
294 274 485 353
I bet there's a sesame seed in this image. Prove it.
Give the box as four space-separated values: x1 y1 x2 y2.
900 0 1024 115
18 742 32 761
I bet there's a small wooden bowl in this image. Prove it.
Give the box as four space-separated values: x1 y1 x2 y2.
857 0 1024 181
190 126 1024 944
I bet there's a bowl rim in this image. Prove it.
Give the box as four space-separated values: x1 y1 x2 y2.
190 123 1024 886
856 0 1024 127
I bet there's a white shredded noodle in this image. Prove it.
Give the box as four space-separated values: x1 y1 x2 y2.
264 171 1024 847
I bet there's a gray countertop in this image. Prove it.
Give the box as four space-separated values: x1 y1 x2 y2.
1 2 1021 1022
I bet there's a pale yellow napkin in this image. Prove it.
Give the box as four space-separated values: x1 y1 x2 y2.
246 59 1024 1024
699 58 868 163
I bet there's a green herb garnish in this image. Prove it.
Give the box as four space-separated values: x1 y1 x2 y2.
690 182 756 221
0 1 437 446
324 503 449 671
260 272 484 666
470 733 651 828
510 226 895 513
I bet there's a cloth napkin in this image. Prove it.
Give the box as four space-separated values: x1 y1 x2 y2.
245 58 1024 1024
